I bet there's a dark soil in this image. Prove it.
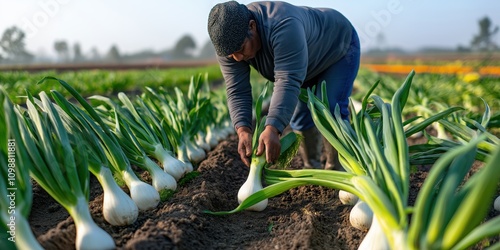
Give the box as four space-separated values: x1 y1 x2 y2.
29 133 500 250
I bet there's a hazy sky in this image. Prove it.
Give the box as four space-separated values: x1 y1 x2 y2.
1 0 499 58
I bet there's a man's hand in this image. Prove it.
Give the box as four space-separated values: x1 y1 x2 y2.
237 126 253 167
256 125 281 164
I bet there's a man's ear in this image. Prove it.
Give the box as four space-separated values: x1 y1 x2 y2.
249 20 257 31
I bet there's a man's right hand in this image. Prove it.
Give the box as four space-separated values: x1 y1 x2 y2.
237 126 253 167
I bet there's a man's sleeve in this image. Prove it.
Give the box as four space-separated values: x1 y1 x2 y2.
266 17 308 133
218 56 254 131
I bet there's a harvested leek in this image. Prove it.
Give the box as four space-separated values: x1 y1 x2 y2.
21 91 115 250
40 77 160 211
88 94 177 190
51 98 139 226
0 89 44 250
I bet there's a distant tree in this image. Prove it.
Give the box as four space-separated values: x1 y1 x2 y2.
198 40 216 59
73 43 84 62
470 16 498 51
89 47 101 61
0 26 34 63
54 40 70 62
106 45 121 61
172 34 196 59
456 45 471 52
376 32 386 51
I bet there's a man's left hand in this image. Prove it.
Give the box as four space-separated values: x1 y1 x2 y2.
256 125 281 164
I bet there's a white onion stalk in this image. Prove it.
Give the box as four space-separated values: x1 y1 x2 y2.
69 197 116 250
109 113 178 193
93 167 138 226
20 90 116 250
154 144 187 180
350 200 373 231
186 138 206 164
237 154 268 211
51 91 161 212
339 190 359 205
144 156 177 191
1 91 44 250
121 170 160 211
89 93 182 189
196 131 211 151
176 142 194 173
205 124 220 149
48 92 140 225
90 94 183 180
216 125 230 140
236 82 271 212
213 127 227 142
357 214 389 250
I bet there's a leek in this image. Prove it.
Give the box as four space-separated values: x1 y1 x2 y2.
51 99 139 226
20 91 115 250
207 82 301 213
143 75 212 167
88 94 178 190
235 82 271 211
206 71 500 249
0 89 43 250
40 77 160 211
142 87 196 174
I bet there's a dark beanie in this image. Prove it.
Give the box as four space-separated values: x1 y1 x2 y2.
207 1 250 57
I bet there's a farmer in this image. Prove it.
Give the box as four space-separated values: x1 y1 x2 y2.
207 1 360 170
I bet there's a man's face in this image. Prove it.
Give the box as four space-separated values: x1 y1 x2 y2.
228 20 260 61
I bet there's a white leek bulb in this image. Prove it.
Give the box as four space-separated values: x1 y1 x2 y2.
154 144 186 180
223 120 235 135
217 126 230 140
494 195 500 212
182 160 194 173
357 215 389 250
121 170 160 211
196 131 211 151
350 200 373 231
95 167 138 226
144 157 177 191
205 125 219 149
237 155 268 211
213 127 226 142
186 141 206 164
69 197 116 250
339 190 359 205
177 142 194 173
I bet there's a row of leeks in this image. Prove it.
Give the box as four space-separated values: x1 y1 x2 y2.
206 71 500 249
0 72 234 249
41 74 234 202
15 90 116 250
46 78 161 213
0 88 43 250
89 93 180 187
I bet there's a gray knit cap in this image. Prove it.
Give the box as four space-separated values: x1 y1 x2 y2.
207 1 250 57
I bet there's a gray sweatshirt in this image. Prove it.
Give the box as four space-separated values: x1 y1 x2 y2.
217 1 353 133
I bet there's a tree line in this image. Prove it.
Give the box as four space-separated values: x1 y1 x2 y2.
0 29 217 65
0 16 497 65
